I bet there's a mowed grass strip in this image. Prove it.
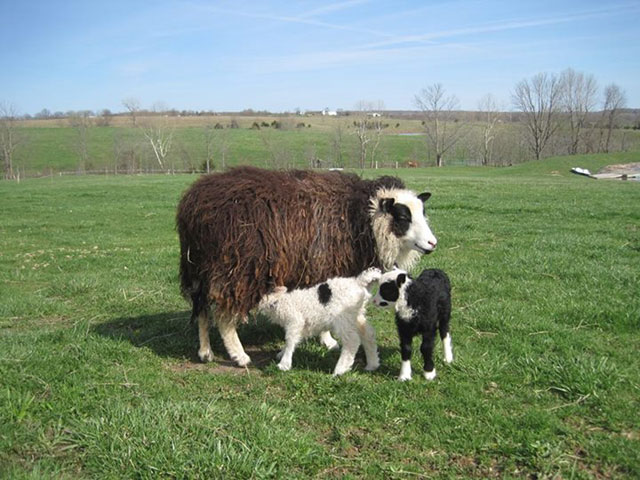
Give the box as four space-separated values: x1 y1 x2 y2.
1 154 639 478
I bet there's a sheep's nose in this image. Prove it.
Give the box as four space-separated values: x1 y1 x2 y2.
428 240 437 249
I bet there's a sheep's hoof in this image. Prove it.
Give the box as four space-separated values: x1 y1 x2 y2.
424 369 437 381
198 348 214 363
398 374 412 382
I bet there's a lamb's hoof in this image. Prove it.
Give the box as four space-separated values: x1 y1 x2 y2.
233 353 251 367
198 348 214 363
364 360 380 372
332 368 351 376
424 369 437 381
277 361 291 372
398 374 412 382
319 332 339 351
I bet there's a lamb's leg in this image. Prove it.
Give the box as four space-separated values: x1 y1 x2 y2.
278 318 304 371
439 298 453 364
357 314 379 372
197 310 214 363
333 328 360 376
397 326 413 381
442 333 454 364
318 330 339 350
217 315 251 367
421 329 437 381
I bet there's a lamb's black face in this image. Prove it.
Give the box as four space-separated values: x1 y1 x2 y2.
372 270 407 307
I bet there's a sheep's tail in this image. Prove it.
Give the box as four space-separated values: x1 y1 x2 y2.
356 267 382 288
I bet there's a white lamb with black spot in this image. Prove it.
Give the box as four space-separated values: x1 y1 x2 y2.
256 268 382 375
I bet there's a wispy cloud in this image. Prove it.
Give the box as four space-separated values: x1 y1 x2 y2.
297 0 370 19
193 2 391 39
244 2 640 74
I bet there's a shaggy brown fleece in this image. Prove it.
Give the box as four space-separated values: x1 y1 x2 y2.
177 166 405 319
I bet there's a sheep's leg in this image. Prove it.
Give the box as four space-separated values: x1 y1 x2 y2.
421 329 437 381
197 310 214 363
333 328 360 376
318 330 339 351
217 315 251 367
357 314 379 372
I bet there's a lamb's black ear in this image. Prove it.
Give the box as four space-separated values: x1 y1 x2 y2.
418 192 431 203
379 198 395 213
396 273 407 287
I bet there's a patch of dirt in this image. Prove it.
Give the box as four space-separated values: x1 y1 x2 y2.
597 162 640 175
166 346 274 376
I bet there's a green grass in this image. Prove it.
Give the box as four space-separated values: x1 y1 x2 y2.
14 125 430 175
1 153 639 478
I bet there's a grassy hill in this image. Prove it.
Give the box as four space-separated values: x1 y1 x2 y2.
1 155 639 478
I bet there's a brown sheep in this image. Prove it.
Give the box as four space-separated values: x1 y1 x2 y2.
176 166 437 366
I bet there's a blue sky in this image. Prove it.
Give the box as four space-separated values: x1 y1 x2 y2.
1 0 639 114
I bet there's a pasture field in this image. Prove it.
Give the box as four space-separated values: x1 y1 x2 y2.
1 153 639 478
12 116 640 177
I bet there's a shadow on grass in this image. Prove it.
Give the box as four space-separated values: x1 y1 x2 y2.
93 311 400 377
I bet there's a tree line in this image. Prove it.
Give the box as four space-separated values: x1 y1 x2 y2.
414 68 631 167
1 67 637 179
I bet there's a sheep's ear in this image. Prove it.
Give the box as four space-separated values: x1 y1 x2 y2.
396 273 407 287
379 198 395 213
418 192 431 202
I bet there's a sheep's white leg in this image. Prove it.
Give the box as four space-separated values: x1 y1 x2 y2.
443 333 454 364
357 316 379 372
333 329 360 376
319 330 339 350
398 360 412 381
278 320 303 372
197 310 214 363
217 316 251 367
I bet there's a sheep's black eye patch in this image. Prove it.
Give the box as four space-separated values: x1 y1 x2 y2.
379 281 399 303
318 283 332 305
390 203 412 237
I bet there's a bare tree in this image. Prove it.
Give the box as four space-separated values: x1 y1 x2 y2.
369 102 385 169
0 103 20 180
353 100 385 169
331 123 345 168
203 123 216 173
599 84 627 153
140 115 174 171
560 68 598 154
95 108 113 127
415 83 467 167
203 121 230 172
477 94 501 166
353 100 373 169
133 102 174 171
512 72 562 160
69 111 93 172
122 97 140 126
